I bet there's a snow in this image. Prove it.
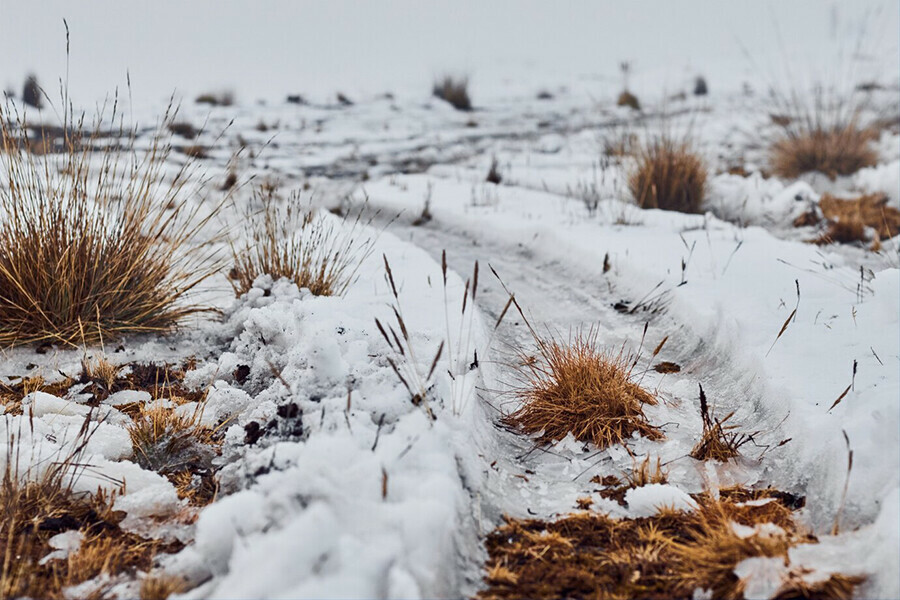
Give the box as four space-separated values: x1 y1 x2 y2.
0 2 897 596
625 484 699 517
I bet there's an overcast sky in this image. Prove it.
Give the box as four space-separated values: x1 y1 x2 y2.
1 1 897 106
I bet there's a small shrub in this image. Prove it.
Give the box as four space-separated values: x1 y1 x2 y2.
22 74 42 109
0 104 223 347
221 169 238 191
229 187 377 297
694 76 708 96
486 157 502 184
180 144 209 159
617 90 640 110
629 133 707 213
504 328 662 449
167 121 197 139
433 75 472 111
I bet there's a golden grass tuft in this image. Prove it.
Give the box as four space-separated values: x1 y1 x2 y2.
504 329 662 449
809 193 900 246
195 91 234 107
593 455 669 506
229 186 377 297
0 104 224 347
477 489 862 600
629 134 707 213
140 573 189 600
128 402 219 505
1 418 183 598
689 384 755 463
433 75 472 111
617 90 640 111
771 121 877 180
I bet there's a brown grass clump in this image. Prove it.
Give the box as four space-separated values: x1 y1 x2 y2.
229 187 377 297
166 121 197 139
0 104 223 347
617 90 640 110
504 329 662 449
768 90 879 180
771 124 877 180
433 75 472 111
478 489 862 600
593 455 669 505
1 418 183 598
689 385 756 462
140 573 189 600
0 374 74 414
629 134 707 213
195 91 234 107
180 144 209 159
810 193 900 245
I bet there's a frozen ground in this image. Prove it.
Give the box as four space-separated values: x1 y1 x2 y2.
1 2 899 599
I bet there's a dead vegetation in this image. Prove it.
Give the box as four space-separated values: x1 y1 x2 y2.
689 384 757 462
167 121 198 139
504 328 662 449
629 133 707 213
486 157 502 184
128 402 219 506
592 455 669 505
617 90 641 111
798 192 900 246
195 91 234 106
229 186 377 296
768 90 878 179
0 103 224 347
478 487 862 600
433 75 472 111
22 74 43 109
0 417 183 599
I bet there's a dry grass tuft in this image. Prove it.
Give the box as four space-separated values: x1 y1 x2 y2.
768 89 879 180
689 385 756 462
166 121 197 139
180 144 209 159
195 91 234 107
229 187 377 297
617 90 640 110
486 157 502 184
128 401 219 505
629 134 707 213
0 103 223 347
478 489 861 600
433 75 472 111
1 418 183 598
504 328 662 449
771 124 877 180
593 455 669 505
808 193 900 246
0 374 74 414
140 573 189 600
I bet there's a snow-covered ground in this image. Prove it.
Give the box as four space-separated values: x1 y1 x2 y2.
1 2 899 599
